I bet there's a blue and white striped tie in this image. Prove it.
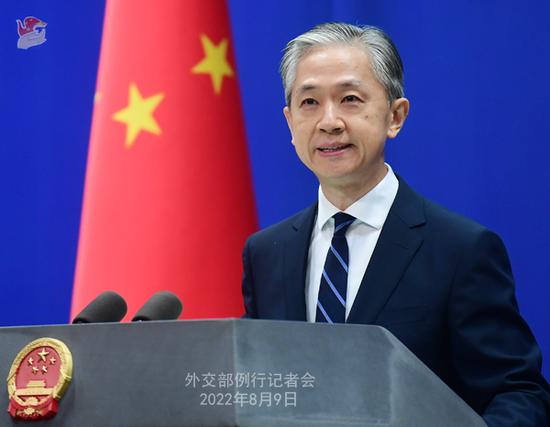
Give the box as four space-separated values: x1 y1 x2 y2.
316 212 355 324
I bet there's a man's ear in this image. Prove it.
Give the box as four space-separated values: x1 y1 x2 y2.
283 106 295 146
387 97 409 139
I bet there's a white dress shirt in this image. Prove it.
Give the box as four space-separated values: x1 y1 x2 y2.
305 164 399 322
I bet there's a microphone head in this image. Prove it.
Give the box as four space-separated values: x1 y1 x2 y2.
72 291 127 324
132 291 182 322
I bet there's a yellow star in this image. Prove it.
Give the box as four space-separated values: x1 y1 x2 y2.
49 357 56 365
191 34 234 94
27 357 34 366
37 348 49 362
32 366 38 374
113 83 165 148
42 366 48 374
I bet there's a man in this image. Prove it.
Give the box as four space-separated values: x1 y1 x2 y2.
241 23 550 426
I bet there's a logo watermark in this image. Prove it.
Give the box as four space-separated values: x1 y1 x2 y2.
16 16 47 50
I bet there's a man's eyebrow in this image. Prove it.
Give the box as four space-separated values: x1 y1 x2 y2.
296 80 364 94
296 83 317 94
337 79 363 88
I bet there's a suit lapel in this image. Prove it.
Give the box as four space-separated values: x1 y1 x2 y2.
348 178 426 324
282 203 317 321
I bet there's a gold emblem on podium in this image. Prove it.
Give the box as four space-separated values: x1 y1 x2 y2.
6 337 72 420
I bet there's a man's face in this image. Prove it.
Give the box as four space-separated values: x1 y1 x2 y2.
284 43 408 191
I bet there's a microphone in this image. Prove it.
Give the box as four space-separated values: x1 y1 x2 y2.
72 291 127 324
132 291 183 321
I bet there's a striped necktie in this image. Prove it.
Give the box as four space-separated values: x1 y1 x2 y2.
316 212 355 324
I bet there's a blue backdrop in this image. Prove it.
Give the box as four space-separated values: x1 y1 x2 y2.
1 1 548 380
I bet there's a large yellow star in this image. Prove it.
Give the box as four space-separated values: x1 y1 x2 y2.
113 83 165 148
37 348 49 362
191 34 234 94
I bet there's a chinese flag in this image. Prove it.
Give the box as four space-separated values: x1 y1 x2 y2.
72 0 257 320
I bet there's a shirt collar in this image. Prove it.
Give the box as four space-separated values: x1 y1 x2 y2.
316 163 399 231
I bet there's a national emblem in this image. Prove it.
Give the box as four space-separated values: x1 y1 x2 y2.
6 338 72 420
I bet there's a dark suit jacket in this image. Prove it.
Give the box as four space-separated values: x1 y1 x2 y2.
242 178 550 426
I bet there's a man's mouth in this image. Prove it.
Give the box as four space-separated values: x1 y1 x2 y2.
317 144 352 153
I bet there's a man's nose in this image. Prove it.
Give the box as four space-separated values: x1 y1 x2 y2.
318 104 344 134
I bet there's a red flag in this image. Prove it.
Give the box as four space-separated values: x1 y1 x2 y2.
72 0 257 320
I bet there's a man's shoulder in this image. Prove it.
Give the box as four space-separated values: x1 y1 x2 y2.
425 196 487 234
246 203 316 248
398 178 500 245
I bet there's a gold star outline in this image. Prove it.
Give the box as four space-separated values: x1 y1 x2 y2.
191 34 234 94
113 83 165 148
